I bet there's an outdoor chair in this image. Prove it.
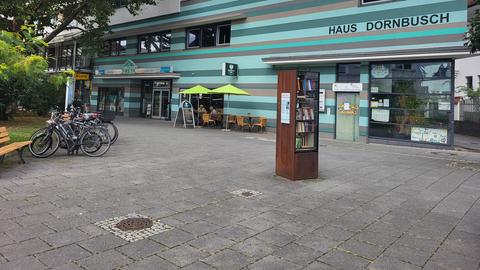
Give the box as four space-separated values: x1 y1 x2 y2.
227 115 236 128
202 114 216 127
252 117 268 132
236 116 250 131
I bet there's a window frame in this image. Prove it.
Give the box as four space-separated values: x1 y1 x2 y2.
336 63 361 83
216 24 231 46
466 76 473 89
186 22 231 49
137 31 171 54
359 0 393 6
102 38 127 57
368 59 455 146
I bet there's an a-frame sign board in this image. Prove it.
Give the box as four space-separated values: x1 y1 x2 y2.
174 100 196 128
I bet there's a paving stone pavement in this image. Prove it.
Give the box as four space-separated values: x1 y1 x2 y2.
1 117 480 270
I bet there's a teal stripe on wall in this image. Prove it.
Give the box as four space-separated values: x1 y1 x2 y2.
232 1 464 37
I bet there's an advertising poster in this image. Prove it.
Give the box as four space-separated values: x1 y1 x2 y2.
371 109 390 122
319 89 326 113
411 127 448 144
281 93 290 124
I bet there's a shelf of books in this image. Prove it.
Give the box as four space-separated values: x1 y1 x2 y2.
295 72 319 152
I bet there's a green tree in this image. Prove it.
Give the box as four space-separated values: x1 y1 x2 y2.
0 27 69 118
0 0 156 46
466 0 480 53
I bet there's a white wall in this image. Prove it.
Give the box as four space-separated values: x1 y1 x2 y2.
109 0 180 26
455 55 480 90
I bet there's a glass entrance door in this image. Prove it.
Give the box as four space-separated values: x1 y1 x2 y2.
336 93 359 141
151 90 170 119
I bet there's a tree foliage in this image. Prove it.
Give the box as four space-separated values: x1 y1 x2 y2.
0 0 156 47
466 0 480 53
0 27 69 117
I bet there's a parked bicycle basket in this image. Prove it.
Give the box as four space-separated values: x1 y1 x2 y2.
101 111 116 122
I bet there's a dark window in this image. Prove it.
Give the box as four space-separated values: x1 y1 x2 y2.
186 22 231 49
369 61 453 145
202 26 216 47
114 0 126 8
187 28 201 48
217 24 231 45
361 0 391 5
337 63 361 83
102 38 127 56
138 31 171 54
466 76 473 89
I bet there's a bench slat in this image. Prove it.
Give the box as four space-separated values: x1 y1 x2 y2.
0 127 6 133
0 141 31 156
0 132 8 138
0 136 10 144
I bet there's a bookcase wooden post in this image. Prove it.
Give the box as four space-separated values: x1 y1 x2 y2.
275 70 319 181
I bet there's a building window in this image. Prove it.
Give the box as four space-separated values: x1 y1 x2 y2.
369 61 453 145
113 0 126 8
337 63 361 83
360 0 392 5
186 22 231 49
98 87 124 113
138 32 171 54
217 24 231 45
466 76 473 89
102 38 127 56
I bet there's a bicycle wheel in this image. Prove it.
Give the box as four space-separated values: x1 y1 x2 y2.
80 129 111 157
101 122 118 144
29 129 61 158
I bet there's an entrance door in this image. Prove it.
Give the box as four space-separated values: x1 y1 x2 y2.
336 93 359 141
152 89 170 119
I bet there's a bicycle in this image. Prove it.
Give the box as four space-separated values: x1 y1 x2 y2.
29 111 111 158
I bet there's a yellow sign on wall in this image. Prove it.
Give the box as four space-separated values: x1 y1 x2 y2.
75 73 90 81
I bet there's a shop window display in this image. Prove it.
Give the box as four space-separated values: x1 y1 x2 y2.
98 87 124 113
369 61 452 145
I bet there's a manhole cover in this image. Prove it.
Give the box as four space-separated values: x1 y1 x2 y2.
115 217 153 231
95 213 173 242
231 189 262 198
241 191 255 197
430 151 457 157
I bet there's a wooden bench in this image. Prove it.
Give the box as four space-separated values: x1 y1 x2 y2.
0 127 32 164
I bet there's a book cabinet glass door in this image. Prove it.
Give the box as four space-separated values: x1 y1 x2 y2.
295 72 319 152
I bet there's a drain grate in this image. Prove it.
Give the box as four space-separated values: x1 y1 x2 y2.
231 189 262 198
116 217 153 231
95 213 173 242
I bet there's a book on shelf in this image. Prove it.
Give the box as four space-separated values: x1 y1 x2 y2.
296 122 315 133
295 133 315 149
296 107 314 120
297 77 318 92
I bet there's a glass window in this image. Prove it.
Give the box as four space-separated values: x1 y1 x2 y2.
337 63 361 83
187 29 200 48
150 34 161 53
161 32 171 51
361 0 392 5
369 61 453 145
102 38 127 56
118 39 127 55
217 24 231 45
138 35 149 54
466 76 473 89
186 22 231 49
98 87 124 113
138 32 170 53
202 26 216 47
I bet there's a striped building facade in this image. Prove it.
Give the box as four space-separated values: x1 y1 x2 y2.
91 0 469 146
